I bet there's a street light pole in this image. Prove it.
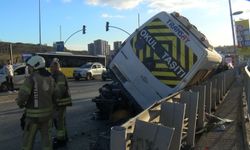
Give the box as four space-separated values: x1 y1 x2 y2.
60 25 62 41
39 0 42 50
228 0 244 66
228 0 237 54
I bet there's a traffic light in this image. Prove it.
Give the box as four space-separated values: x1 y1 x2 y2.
106 22 109 31
82 25 86 34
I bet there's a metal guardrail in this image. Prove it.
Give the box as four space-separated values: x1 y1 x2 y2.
244 66 250 118
110 69 236 150
241 66 250 150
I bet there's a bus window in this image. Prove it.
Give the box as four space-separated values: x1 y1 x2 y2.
36 53 105 77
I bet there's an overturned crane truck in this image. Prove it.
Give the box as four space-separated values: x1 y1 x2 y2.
93 11 222 118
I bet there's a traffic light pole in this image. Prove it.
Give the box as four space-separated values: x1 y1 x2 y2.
64 29 82 45
64 25 86 45
108 25 131 35
106 22 130 35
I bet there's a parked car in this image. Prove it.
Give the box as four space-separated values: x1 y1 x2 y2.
73 62 106 81
0 63 27 91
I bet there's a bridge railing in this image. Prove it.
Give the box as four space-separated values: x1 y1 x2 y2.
243 66 250 118
110 69 236 150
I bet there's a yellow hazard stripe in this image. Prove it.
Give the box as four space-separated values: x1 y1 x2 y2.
155 36 178 60
148 28 171 33
155 63 168 69
151 71 176 77
161 42 177 60
189 48 194 69
148 21 165 26
161 80 180 85
146 46 150 57
154 53 159 60
154 36 169 41
139 49 143 61
180 42 185 67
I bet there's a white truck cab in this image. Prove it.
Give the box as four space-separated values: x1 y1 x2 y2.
109 11 222 109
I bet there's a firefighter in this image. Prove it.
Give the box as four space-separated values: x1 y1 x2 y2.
16 55 56 150
50 59 72 148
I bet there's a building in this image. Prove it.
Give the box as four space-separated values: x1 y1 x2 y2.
88 39 110 56
88 43 95 55
113 41 122 51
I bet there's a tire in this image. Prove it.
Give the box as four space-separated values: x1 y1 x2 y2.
86 73 92 81
1 82 8 92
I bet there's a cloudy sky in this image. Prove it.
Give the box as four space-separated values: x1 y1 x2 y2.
0 0 250 50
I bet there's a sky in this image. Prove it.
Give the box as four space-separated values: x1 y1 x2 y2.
0 0 250 51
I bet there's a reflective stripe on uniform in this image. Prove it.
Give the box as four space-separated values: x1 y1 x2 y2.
43 147 52 150
56 130 66 140
57 81 65 85
57 97 71 106
33 77 39 108
26 107 53 118
58 101 71 106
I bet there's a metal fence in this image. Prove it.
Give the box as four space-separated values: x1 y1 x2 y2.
110 69 236 150
243 66 250 119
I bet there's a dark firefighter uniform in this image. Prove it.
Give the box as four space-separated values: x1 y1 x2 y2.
52 70 72 144
16 69 56 150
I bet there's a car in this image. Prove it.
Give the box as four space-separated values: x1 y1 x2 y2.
73 62 106 81
0 63 27 92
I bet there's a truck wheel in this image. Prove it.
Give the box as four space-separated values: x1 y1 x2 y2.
86 73 92 80
1 82 8 92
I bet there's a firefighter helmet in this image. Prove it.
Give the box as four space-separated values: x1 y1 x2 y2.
26 55 46 70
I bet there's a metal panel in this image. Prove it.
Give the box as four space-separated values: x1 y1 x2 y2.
131 119 174 150
110 126 126 150
205 81 212 114
160 102 186 150
192 85 206 129
211 78 217 110
180 91 199 147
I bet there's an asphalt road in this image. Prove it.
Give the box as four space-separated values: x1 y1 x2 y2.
0 79 112 150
